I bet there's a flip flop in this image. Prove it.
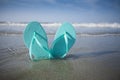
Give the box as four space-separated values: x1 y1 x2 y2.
23 21 52 60
50 22 76 58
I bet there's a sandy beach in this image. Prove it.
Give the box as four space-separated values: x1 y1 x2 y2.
0 34 120 80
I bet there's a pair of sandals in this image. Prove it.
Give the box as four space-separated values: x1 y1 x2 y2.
23 22 76 61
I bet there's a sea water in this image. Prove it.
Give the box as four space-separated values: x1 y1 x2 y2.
0 22 120 35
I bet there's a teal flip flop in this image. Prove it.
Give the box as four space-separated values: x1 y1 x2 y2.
23 22 76 60
50 22 76 58
23 21 52 60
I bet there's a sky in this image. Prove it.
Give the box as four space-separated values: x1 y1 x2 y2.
0 0 120 22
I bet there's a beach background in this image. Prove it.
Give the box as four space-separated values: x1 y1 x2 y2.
0 0 120 80
0 22 120 80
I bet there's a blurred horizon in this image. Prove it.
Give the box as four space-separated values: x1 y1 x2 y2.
0 0 120 23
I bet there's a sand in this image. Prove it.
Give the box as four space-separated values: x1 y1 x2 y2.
0 34 120 80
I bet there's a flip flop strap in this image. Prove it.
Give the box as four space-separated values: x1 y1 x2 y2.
29 32 35 60
29 32 51 60
60 32 69 58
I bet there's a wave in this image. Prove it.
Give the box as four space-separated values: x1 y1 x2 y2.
0 22 120 36
73 23 120 28
0 22 120 28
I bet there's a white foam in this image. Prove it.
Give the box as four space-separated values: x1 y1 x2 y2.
0 22 120 28
41 23 61 27
42 23 120 28
73 23 120 28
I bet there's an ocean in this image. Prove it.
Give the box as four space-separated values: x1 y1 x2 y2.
0 22 120 35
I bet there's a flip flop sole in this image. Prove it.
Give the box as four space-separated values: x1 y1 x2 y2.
51 22 76 58
23 22 51 60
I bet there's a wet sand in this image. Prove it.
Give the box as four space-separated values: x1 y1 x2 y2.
0 34 120 80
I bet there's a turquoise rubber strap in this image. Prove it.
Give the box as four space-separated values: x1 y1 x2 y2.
29 32 36 60
61 32 68 58
29 32 51 60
